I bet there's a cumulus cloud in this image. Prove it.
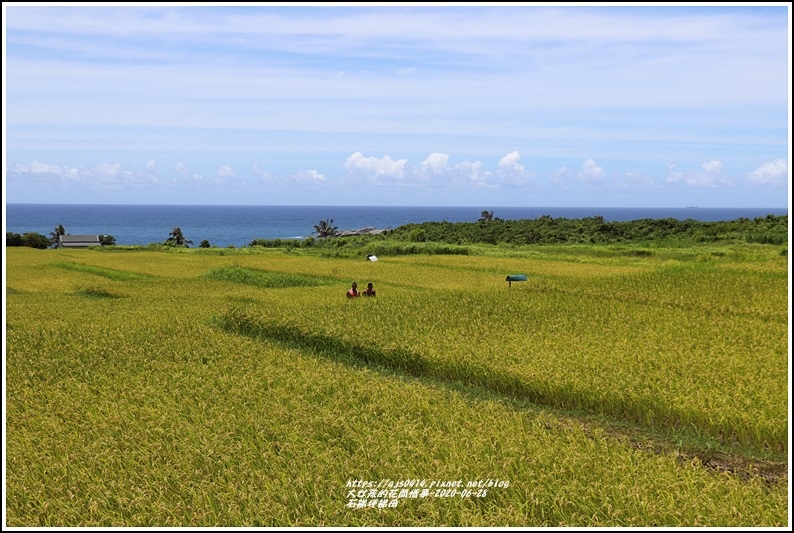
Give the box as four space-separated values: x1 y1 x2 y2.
550 159 607 184
620 171 654 188
94 162 132 185
549 160 660 192
343 152 408 183
498 151 523 174
291 169 326 182
143 159 160 183
416 151 533 188
414 152 497 187
457 160 490 187
30 161 63 175
746 159 787 185
8 160 63 180
497 151 534 186
421 152 449 174
7 160 160 187
174 160 188 177
666 160 728 187
549 159 607 185
550 165 574 184
215 164 239 184
579 158 607 183
173 160 204 182
252 163 276 183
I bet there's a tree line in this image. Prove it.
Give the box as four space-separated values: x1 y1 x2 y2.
383 213 788 246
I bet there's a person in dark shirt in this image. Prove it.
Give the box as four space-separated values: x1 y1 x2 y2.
362 282 376 297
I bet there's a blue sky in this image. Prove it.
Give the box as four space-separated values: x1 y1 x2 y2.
2 3 790 207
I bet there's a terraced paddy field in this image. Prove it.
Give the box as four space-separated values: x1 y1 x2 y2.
4 244 789 526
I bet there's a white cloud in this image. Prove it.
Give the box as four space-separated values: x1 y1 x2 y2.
421 152 449 174
94 162 129 184
498 151 523 173
456 160 491 187
31 161 63 174
174 160 188 177
215 164 239 184
173 160 204 183
10 160 63 176
143 159 160 183
579 159 607 183
6 160 65 187
701 160 722 175
550 165 574 184
414 153 499 188
620 171 654 188
343 152 408 183
291 169 326 182
666 160 728 187
7 160 162 188
746 159 787 186
550 159 607 185
252 163 276 183
497 151 534 186
308 170 325 182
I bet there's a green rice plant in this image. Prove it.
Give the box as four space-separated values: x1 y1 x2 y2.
72 287 125 299
50 261 153 281
200 266 336 289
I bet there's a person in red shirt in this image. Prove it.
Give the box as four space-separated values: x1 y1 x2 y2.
346 282 360 298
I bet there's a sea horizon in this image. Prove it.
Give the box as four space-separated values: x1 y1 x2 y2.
4 203 789 248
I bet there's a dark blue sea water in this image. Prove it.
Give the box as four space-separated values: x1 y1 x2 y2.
4 204 788 248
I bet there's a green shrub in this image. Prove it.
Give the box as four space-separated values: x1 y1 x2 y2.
22 232 50 249
6 232 24 247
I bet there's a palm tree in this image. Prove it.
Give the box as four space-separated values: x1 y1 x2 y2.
49 224 66 248
165 227 193 247
478 210 495 223
313 219 338 238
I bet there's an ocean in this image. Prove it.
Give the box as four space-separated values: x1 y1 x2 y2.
4 204 788 248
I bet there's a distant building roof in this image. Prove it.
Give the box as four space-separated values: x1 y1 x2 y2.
59 235 101 248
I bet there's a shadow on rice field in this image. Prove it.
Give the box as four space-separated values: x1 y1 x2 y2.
215 305 788 485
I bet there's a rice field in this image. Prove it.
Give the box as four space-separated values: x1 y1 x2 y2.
4 244 789 526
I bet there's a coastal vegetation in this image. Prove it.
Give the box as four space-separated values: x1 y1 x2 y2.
347 213 789 246
4 221 789 526
313 218 339 238
6 231 51 249
7 214 788 251
49 224 66 248
164 226 193 248
248 214 789 250
6 228 116 248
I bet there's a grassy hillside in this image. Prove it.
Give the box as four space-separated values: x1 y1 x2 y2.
4 243 789 526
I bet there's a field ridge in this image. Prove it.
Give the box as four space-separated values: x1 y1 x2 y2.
50 261 155 281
